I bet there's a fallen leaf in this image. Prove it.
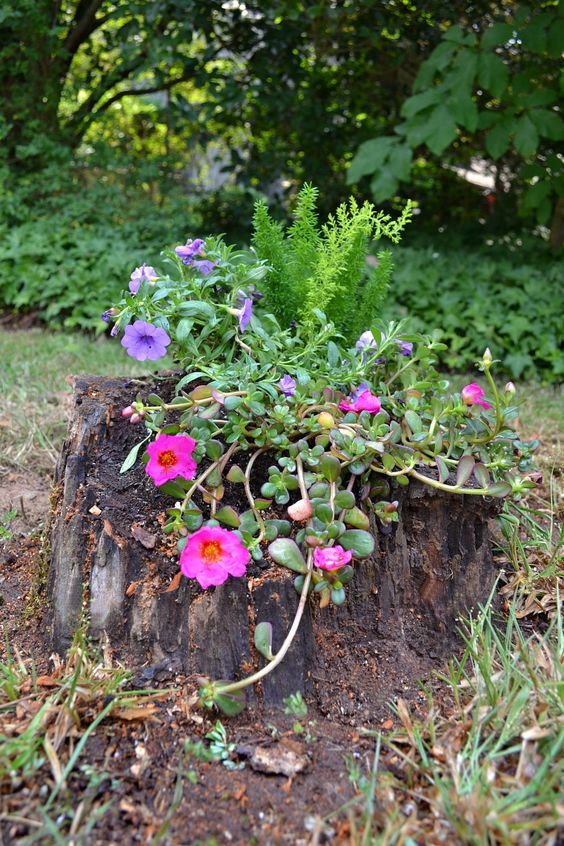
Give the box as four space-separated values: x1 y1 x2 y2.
114 703 160 721
36 674 60 687
382 718 393 730
165 572 182 593
126 581 140 597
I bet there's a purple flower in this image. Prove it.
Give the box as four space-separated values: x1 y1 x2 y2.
191 259 216 276
101 309 115 323
234 298 253 331
129 264 159 294
121 320 171 361
278 375 297 397
351 382 371 400
355 331 378 353
175 239 205 264
397 341 413 357
237 285 264 305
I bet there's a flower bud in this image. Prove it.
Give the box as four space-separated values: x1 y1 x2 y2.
504 381 516 397
317 412 335 429
287 498 313 522
528 472 543 486
130 413 142 424
483 347 493 365
121 405 135 417
305 534 323 547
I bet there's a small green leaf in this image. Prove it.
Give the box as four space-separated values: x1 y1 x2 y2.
334 490 355 510
268 539 307 573
224 396 242 411
456 455 475 487
343 507 370 530
405 410 422 434
339 530 375 559
120 436 150 474
473 463 490 487
214 690 246 716
314 502 333 524
239 510 259 535
487 482 512 498
319 454 341 482
215 506 240 528
254 622 274 660
331 587 346 606
435 456 450 484
206 439 224 460
226 464 246 483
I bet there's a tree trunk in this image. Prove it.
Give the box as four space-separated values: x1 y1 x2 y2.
48 376 502 716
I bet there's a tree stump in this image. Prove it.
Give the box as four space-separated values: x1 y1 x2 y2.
48 376 502 717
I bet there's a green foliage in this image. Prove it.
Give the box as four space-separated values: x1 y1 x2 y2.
383 242 564 382
0 179 201 329
348 2 564 230
252 185 413 339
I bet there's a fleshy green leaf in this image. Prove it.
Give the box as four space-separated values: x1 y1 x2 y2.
339 530 375 559
226 464 246 483
456 455 476 487
120 436 150 474
268 538 307 573
215 506 240 528
254 622 274 660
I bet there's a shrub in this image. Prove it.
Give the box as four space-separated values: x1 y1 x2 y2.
383 243 563 382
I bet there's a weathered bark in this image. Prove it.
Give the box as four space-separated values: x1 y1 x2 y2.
48 376 502 712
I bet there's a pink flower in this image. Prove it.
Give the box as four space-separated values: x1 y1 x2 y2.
313 545 353 572
461 383 491 410
180 526 250 588
339 389 382 414
145 434 197 486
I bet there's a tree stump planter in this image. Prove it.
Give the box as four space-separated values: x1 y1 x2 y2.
48 376 502 717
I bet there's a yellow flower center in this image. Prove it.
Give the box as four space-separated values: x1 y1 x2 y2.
158 449 177 468
201 540 223 565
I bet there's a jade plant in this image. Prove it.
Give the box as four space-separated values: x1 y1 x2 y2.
104 186 538 715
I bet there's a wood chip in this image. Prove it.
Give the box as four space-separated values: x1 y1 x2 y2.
248 740 309 777
89 505 101 516
132 525 157 549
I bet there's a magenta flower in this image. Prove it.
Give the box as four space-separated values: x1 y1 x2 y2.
175 238 205 264
180 525 250 589
314 545 353 572
145 434 197 486
278 375 297 397
339 389 382 414
461 383 491 410
121 320 171 361
234 298 253 331
129 264 159 294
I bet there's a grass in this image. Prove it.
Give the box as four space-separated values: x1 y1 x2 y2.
0 327 170 477
0 627 171 844
335 592 563 846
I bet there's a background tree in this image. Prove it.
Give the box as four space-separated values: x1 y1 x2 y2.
346 2 564 244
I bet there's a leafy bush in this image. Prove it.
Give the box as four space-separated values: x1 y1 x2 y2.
383 244 564 382
0 180 202 330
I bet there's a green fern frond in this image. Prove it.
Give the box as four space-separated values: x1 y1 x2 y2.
251 199 292 324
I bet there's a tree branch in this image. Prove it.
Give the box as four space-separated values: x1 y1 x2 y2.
92 71 195 116
63 0 106 57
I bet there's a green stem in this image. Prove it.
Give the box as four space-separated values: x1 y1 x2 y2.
214 549 314 696
180 441 238 515
243 448 268 544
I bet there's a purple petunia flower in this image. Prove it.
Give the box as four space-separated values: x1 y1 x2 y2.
101 309 114 323
278 375 297 397
175 239 205 264
397 341 413 357
355 331 378 353
234 298 253 331
237 285 264 305
121 320 171 361
191 259 216 276
129 264 159 294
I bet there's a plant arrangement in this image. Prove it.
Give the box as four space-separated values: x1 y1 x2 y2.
103 185 538 715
